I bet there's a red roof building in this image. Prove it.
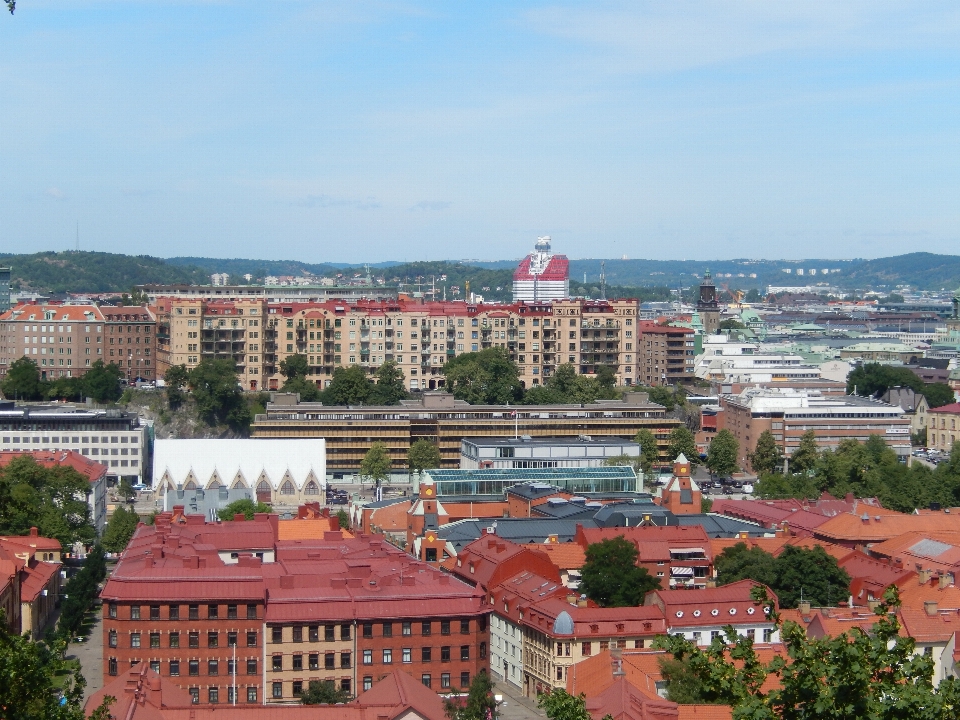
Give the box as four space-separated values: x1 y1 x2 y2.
0 528 62 640
101 510 489 707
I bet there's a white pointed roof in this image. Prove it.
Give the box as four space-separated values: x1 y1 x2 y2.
152 438 325 490
676 453 689 464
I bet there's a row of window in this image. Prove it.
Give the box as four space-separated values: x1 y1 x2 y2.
109 603 258 620
109 629 258 649
272 652 351 670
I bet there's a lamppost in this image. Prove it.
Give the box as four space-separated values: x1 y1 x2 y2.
493 694 505 720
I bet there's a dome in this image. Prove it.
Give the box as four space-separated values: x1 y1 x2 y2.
552 610 575 635
535 236 552 253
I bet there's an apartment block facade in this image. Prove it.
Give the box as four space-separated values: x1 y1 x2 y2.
0 303 156 382
101 511 489 706
636 322 695 386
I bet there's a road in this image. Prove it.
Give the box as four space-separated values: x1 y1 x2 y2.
68 607 103 702
494 680 547 720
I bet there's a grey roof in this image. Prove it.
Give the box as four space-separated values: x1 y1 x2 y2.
360 496 411 510
532 502 603 521
463 436 642 449
676 514 772 538
910 539 954 558
591 502 677 528
506 482 564 501
438 518 598 551
553 611 575 636
165 485 252 521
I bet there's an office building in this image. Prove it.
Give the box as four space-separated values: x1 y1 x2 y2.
459 436 642 470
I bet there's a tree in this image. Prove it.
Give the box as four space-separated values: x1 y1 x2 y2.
847 362 923 397
744 288 762 303
715 542 777 588
300 679 351 704
749 431 783 475
521 363 618 405
163 364 189 409
101 506 140 553
188 359 250 431
668 426 698 463
772 544 851 609
443 670 496 720
789 430 820 474
633 428 660 474
83 360 124 403
719 319 747 330
655 586 960 720
407 439 441 475
922 382 956 409
538 688 591 720
443 347 522 405
707 429 739 476
56 546 107 641
369 361 408 405
279 354 322 401
579 536 661 607
217 498 271 521
320 365 373 406
360 442 392 488
335 509 350 530
280 354 310 381
0 356 43 400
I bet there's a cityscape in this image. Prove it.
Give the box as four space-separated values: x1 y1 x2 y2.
2 3 960 720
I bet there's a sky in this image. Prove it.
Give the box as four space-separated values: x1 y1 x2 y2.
1 1 958 263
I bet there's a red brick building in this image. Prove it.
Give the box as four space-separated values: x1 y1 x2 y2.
100 510 489 707
637 322 695 387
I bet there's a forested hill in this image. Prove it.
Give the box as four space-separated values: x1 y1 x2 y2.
2 250 959 296
0 252 208 294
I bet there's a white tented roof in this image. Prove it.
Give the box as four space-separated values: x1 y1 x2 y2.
152 438 325 490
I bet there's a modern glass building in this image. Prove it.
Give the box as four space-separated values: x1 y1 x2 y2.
418 466 638 496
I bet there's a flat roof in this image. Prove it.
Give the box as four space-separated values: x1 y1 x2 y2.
461 436 641 449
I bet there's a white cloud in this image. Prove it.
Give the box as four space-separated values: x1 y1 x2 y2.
45 186 66 200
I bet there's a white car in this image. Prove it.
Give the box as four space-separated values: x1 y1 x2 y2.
741 483 754 494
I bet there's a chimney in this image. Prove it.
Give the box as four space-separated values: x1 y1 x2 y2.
29 527 38 537
919 568 932 585
234 514 246 522
799 601 811 615
940 573 949 590
925 600 938 617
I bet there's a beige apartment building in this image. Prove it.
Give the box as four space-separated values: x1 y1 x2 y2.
0 303 156 383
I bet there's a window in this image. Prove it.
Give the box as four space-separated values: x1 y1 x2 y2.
228 631 237 647
208 604 218 619
480 642 487 659
441 646 450 662
363 677 373 691
169 660 180 676
208 687 219 704
402 621 412 636
292 681 303 697
272 627 283 643
763 629 774 643
341 652 351 669
208 660 219 676
208 631 219 648
130 633 141 648
422 646 432 662
292 654 303 671
247 659 257 675
441 673 451 688
272 682 283 699
189 688 199 704
363 622 373 638
189 632 199 648
382 622 393 637
402 648 412 663
246 631 257 647
189 605 199 620
247 687 258 703
363 649 373 665
109 604 117 619
150 632 160 648
247 604 258 619
325 625 335 641
461 672 470 688
150 605 160 620
422 621 432 636
108 657 118 676
383 649 393 664
309 653 319 670
169 605 179 620
272 655 282 671
460 620 470 634
582 642 592 656
227 604 238 619
108 630 117 647
422 674 432 688
309 625 319 642
130 605 141 620
460 645 470 661
293 625 303 642
188 660 199 676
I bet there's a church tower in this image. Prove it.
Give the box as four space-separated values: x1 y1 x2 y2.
697 269 720 335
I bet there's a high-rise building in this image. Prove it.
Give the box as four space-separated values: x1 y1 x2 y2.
0 266 11 313
696 269 720 335
512 237 569 302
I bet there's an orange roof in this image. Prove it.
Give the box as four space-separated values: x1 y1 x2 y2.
523 542 586 569
1 303 104 321
365 500 411 532
0 450 108 484
277 518 354 540
677 707 733 720
899 607 960 642
813 512 960 544
710 537 790 557
777 536 852 561
440 501 508 519
897 577 960 612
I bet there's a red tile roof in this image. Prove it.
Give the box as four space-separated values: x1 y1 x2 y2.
19 560 59 603
929 403 960 415
647 580 778 628
0 450 108 485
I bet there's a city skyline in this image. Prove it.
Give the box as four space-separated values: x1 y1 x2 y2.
1 2 957 262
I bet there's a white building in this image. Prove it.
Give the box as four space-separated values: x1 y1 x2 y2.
152 438 326 506
460 436 642 470
694 335 822 384
512 237 570 302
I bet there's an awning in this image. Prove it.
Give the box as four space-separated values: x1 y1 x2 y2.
670 567 695 576
670 548 705 554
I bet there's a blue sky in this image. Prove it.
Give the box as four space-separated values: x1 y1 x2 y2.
1 1 958 262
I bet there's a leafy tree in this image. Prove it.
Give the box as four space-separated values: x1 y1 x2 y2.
116 478 137 501
320 365 373 405
749 431 783 475
279 354 310 381
772 544 851 609
847 362 923 397
719 318 747 330
538 688 591 720
360 442 392 488
83 360 124 403
163 364 189 409
668 426 698 463
701 496 713 513
300 679 351 704
789 430 820 474
744 288 763 303
707 429 739 476
57 546 107 641
188 359 250 431
922 382 956 409
335 508 350 530
44 376 84 402
279 354 322 401
369 361 408 405
656 586 960 720
217 498 271 521
0 455 95 547
0 356 44 400
101 506 141 553
443 347 522 405
633 428 661 473
521 363 618 405
579 536 661 607
595 364 617 390
443 670 496 720
715 542 777 588
635 384 679 411
407 439 441 475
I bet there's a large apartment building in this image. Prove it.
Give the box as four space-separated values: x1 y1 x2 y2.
253 391 680 474
0 303 156 383
636 322 695 386
101 511 489 706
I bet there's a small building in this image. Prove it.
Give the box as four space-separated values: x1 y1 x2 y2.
839 342 922 364
152 438 326 505
881 387 930 438
460 435 642 470
0 529 62 640
927 402 960 453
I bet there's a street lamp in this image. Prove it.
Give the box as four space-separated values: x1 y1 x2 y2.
493 694 505 720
